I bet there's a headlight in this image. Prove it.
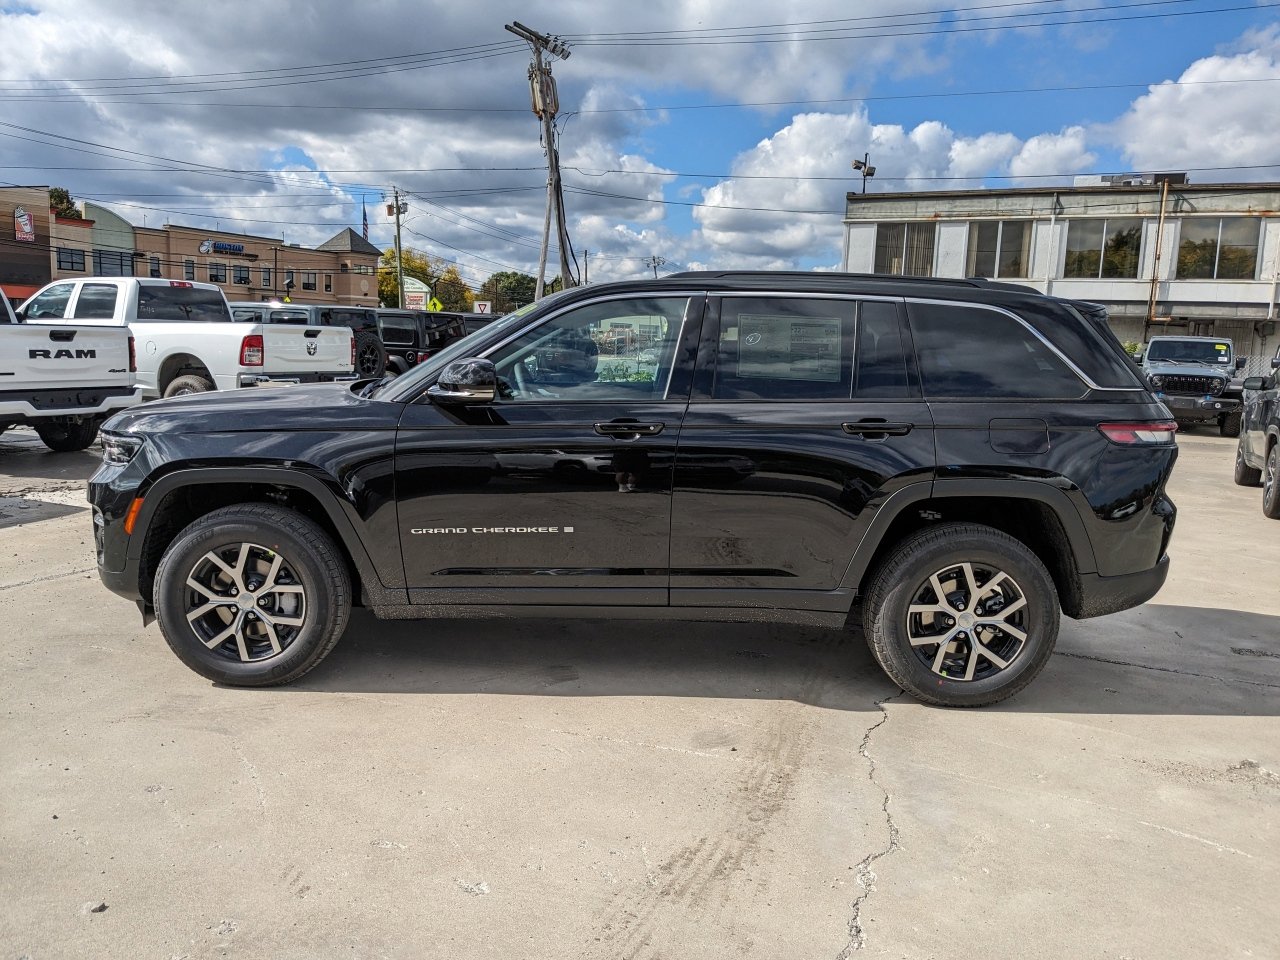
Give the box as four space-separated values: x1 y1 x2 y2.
101 433 144 465
1147 374 1164 390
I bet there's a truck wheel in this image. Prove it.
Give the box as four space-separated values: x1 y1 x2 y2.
1234 439 1262 486
861 523 1059 707
354 332 386 378
163 374 214 398
153 504 351 686
1264 445 1280 520
1219 412 1242 438
35 417 99 452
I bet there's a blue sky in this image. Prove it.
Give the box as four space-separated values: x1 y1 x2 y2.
1 1 1278 284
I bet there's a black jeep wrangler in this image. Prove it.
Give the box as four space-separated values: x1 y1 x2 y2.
375 308 467 376
90 273 1177 706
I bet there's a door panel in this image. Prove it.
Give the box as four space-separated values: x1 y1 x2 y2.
670 295 935 609
395 294 702 605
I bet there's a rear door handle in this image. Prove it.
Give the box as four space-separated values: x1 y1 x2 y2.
842 420 913 437
594 421 664 437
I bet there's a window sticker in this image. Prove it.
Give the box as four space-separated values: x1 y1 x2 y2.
736 314 841 381
1215 343 1230 362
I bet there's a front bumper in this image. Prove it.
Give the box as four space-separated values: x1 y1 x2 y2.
1157 393 1239 421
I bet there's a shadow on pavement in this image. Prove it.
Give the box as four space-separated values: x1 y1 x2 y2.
275 604 1280 717
0 427 100 494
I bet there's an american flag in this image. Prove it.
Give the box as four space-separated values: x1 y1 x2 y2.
362 198 368 240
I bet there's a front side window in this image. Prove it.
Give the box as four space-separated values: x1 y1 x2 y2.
875 222 936 277
489 297 688 402
967 221 1032 279
1063 218 1142 279
23 282 75 319
208 262 227 283
909 302 1085 399
1177 217 1260 280
57 247 85 271
72 283 119 319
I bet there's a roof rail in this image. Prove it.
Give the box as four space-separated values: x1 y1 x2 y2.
663 270 988 288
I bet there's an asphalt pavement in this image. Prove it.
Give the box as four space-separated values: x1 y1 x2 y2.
0 425 1276 960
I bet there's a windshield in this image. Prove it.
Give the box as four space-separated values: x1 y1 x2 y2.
1146 340 1233 365
374 293 570 400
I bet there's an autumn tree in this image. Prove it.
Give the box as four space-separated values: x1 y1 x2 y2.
478 271 536 313
434 266 475 312
49 187 82 219
378 247 442 307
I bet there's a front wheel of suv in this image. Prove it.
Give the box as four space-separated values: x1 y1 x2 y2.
153 504 352 685
1234 438 1262 486
862 523 1059 707
1264 444 1280 520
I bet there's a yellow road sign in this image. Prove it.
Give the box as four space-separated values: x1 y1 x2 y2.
427 297 444 312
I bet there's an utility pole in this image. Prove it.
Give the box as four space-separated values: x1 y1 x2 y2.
389 187 408 308
852 153 877 195
505 20 573 299
644 255 667 279
582 249 588 285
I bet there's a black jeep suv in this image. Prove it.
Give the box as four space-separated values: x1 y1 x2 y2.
89 273 1177 706
1234 344 1280 518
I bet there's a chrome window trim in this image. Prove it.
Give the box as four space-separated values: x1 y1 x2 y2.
906 296 1134 394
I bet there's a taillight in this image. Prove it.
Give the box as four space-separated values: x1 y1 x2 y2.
127 335 136 373
239 334 264 366
1098 421 1178 445
418 351 430 362
350 335 356 369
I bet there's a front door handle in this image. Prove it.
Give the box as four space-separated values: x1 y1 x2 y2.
842 420 913 438
594 421 664 438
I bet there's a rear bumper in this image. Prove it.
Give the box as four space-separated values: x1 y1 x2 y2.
235 371 357 388
0 385 143 423
1070 554 1170 620
1159 393 1239 420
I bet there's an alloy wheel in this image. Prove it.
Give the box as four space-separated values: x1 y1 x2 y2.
1267 447 1278 504
182 542 307 662
357 343 382 376
905 561 1029 681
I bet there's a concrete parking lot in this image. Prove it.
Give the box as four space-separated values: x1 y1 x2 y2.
1 426 1276 960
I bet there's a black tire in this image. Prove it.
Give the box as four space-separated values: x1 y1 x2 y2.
1234 438 1262 487
1219 412 1242 438
163 373 214 398
354 332 386 378
35 417 99 452
1175 420 1194 433
861 523 1060 707
1264 444 1280 520
153 504 351 686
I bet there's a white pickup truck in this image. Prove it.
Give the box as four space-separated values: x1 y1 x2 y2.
17 278 354 398
1 293 143 451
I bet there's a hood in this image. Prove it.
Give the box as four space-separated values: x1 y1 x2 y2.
1144 359 1230 378
102 381 402 436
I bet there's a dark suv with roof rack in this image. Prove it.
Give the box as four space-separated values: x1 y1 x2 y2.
375 309 467 376
89 271 1177 707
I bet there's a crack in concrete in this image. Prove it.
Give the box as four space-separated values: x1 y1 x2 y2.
837 691 905 958
1054 651 1280 689
0 566 96 592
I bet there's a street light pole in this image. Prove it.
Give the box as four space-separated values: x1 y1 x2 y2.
852 153 877 195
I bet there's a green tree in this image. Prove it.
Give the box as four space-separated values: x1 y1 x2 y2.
478 271 537 313
49 186 81 219
434 266 475 312
378 247 443 307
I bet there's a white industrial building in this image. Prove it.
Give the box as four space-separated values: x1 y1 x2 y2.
842 176 1280 373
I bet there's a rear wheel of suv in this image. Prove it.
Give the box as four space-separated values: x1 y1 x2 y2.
164 374 214 398
862 523 1059 707
153 504 351 685
354 332 386 378
1264 444 1280 520
1234 438 1262 486
1219 412 1242 438
35 417 99 452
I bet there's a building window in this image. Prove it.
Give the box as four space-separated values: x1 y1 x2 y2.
233 265 250 285
261 267 272 288
351 264 374 276
967 221 1032 278
92 250 134 277
324 273 333 293
1063 218 1142 279
302 271 317 291
149 256 162 278
208 262 227 283
874 222 936 277
1177 217 1260 280
56 247 85 271
340 263 350 273
285 269 295 288
184 259 195 281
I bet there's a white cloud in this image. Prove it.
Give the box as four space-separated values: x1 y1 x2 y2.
1007 126 1096 184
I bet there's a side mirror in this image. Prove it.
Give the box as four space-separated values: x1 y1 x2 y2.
1235 357 1247 371
1271 356 1280 370
427 358 496 405
1243 377 1266 391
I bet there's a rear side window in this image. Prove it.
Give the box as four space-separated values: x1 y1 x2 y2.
379 314 416 345
909 302 1086 399
135 285 232 322
713 297 854 400
72 283 119 319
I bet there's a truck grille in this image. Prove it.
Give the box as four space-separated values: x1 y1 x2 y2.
1162 375 1224 396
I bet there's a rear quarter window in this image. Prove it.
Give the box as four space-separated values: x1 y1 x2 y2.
908 301 1086 399
135 286 232 322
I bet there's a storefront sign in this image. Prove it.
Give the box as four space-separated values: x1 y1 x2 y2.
14 206 35 242
198 239 247 255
